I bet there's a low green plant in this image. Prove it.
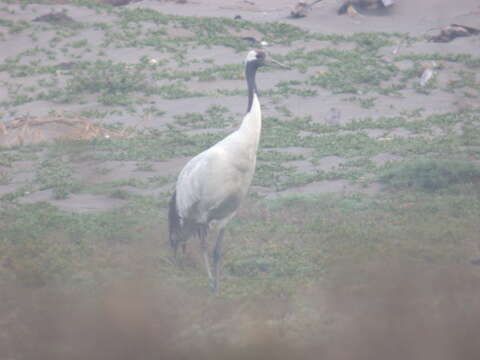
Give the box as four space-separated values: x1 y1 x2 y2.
34 159 79 199
380 158 480 191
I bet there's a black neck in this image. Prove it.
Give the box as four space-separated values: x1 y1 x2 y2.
246 61 258 113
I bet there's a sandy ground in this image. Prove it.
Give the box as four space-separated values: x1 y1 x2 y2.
1 0 479 207
134 0 480 36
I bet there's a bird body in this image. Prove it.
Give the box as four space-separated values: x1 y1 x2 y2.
175 93 261 228
168 50 284 292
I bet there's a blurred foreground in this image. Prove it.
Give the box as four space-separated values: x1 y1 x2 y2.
2 260 480 360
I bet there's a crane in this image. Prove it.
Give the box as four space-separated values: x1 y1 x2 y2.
168 50 287 292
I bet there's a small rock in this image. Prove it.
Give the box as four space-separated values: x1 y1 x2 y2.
290 1 309 18
290 0 323 19
325 107 341 126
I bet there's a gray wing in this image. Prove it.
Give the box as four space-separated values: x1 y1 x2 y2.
176 151 208 221
176 146 230 223
175 143 248 226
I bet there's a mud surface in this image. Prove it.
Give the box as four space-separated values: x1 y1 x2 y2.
1 0 479 208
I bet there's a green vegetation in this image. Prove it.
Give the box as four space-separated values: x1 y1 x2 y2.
380 158 480 191
307 49 398 94
174 105 233 129
1 187 479 295
64 61 149 104
0 198 164 286
1 0 479 300
34 159 79 199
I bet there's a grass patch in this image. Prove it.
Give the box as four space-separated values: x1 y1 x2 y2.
308 49 398 94
65 61 149 103
0 197 165 287
2 187 479 295
380 158 480 191
174 105 234 129
34 159 79 199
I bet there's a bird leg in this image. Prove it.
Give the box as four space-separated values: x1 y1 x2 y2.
173 242 187 264
173 242 179 259
181 242 187 254
200 232 214 286
212 228 225 293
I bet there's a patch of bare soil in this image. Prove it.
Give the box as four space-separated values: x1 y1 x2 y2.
133 0 480 38
53 193 127 212
273 179 382 197
0 114 126 147
1 0 479 204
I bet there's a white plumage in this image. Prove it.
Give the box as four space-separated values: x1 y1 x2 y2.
176 95 261 223
169 50 284 292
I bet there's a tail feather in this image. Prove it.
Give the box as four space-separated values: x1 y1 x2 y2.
337 2 351 14
168 191 181 253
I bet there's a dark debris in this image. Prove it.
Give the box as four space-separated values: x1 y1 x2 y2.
428 24 480 43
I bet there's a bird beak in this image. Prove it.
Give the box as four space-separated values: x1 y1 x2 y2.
266 58 290 69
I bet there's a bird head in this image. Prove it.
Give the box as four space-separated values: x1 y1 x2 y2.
244 50 289 69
